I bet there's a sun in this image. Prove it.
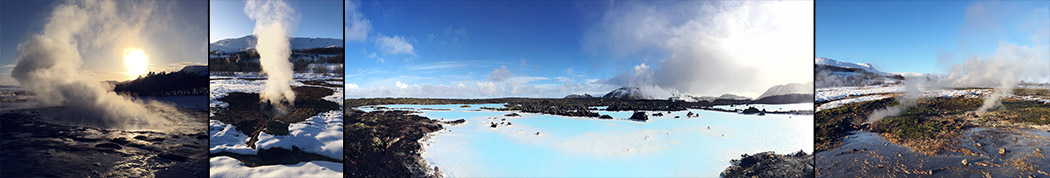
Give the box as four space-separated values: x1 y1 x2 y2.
123 47 149 78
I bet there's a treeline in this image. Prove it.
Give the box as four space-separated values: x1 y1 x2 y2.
113 71 208 96
209 47 344 73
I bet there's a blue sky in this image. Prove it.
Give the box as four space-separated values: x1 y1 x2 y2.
347 0 815 98
817 0 1050 74
1 0 208 84
210 0 343 42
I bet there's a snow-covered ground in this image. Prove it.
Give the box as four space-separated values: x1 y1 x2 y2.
816 85 903 103
209 73 343 177
816 84 1048 111
817 95 891 112
210 156 342 178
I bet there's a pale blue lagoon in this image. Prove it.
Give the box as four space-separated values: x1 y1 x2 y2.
358 104 813 177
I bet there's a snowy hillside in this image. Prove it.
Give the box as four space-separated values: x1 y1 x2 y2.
602 87 650 100
757 82 813 99
815 57 905 88
210 35 343 53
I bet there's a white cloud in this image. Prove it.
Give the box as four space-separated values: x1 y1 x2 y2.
589 1 814 98
487 65 512 82
375 35 415 55
346 0 372 41
346 83 359 89
395 81 410 89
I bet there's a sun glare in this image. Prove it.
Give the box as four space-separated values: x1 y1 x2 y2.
123 47 149 78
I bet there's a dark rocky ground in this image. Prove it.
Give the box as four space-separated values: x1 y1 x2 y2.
344 109 449 178
816 90 1050 177
721 151 814 178
211 85 340 148
0 106 208 177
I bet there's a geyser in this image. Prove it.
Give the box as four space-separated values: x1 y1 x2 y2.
10 0 170 129
245 0 299 117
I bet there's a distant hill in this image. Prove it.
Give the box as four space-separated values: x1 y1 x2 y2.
209 36 344 73
815 57 903 88
209 35 343 53
564 93 595 99
113 65 208 96
602 87 649 100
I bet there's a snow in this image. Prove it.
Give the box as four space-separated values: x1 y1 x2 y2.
209 120 255 155
210 156 341 178
209 72 344 174
816 85 903 103
817 95 891 112
255 110 344 160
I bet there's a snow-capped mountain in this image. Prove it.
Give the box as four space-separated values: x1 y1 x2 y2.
209 35 343 53
757 82 813 99
602 87 650 100
816 57 904 88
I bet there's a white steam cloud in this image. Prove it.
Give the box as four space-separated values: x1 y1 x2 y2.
867 77 932 123
591 1 814 98
11 0 172 129
245 0 299 115
866 1 1048 121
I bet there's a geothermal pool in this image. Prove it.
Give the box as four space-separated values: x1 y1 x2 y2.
361 103 813 177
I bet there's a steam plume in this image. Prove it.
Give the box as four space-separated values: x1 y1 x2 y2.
866 77 931 123
11 0 171 129
245 0 299 115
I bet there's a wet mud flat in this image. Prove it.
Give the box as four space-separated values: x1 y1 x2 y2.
817 128 1050 177
209 84 342 165
0 107 208 177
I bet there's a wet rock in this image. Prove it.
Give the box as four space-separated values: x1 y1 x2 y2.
158 153 188 162
460 105 471 108
961 159 968 165
95 143 123 150
998 148 1006 155
504 113 520 117
112 137 130 145
742 107 762 114
630 112 648 121
265 120 290 135
652 112 663 117
721 150 813 178
599 115 613 119
490 122 498 128
442 119 466 125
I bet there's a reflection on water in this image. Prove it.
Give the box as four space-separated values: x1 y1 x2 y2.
360 104 813 177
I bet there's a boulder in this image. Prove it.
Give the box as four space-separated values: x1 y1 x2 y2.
630 112 648 121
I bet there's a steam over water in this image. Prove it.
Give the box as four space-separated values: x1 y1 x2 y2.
10 0 173 129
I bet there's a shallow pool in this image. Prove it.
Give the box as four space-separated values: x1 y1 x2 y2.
363 104 813 177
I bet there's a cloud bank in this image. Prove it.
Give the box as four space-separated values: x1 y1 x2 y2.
588 1 815 98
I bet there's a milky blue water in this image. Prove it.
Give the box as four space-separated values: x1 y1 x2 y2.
360 104 813 177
